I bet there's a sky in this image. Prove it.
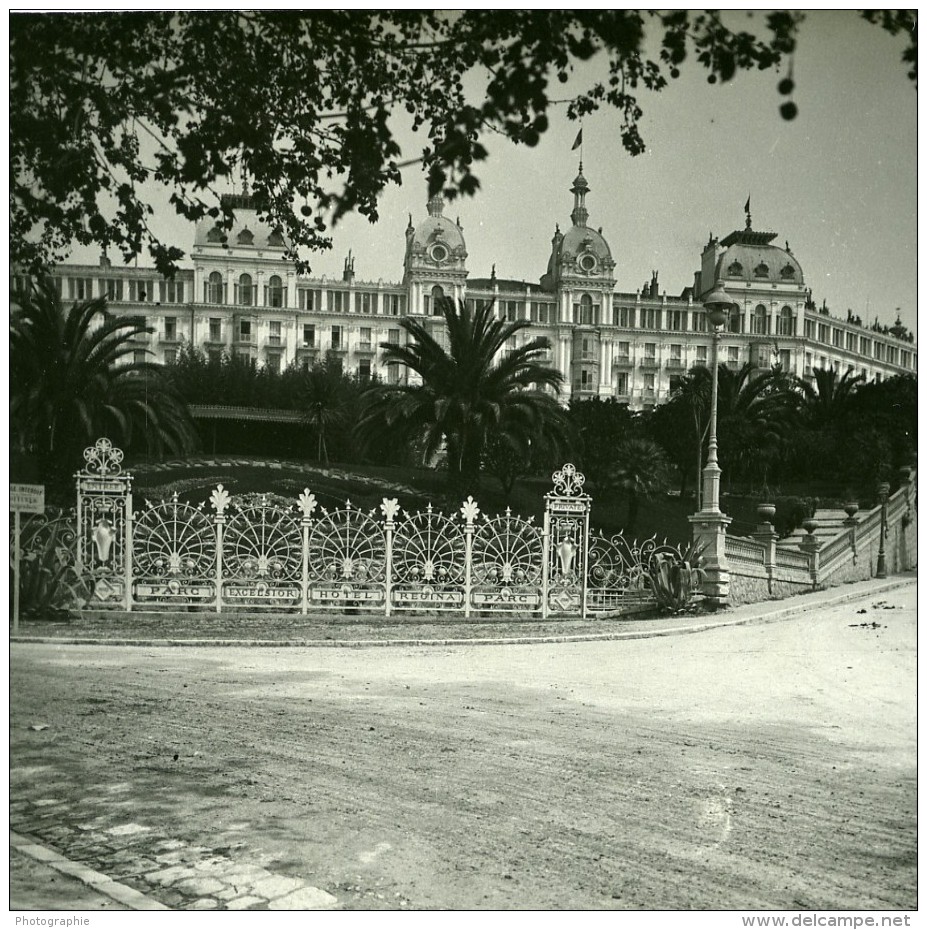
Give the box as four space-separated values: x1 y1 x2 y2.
64 11 917 335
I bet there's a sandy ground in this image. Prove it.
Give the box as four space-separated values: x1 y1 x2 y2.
9 583 916 910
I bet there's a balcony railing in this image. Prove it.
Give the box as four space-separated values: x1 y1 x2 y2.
613 356 633 368
639 357 659 369
264 338 287 350
665 358 685 369
159 332 182 344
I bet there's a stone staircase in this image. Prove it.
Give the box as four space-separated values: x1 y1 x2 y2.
777 507 852 549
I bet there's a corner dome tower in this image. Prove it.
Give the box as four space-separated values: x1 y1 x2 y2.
540 167 615 292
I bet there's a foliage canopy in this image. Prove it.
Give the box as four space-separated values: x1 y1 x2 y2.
13 10 913 275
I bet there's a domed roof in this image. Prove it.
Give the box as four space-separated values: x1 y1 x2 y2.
716 229 803 286
407 194 466 256
193 194 287 251
558 224 613 265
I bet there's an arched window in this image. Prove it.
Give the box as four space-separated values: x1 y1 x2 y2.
267 229 285 247
237 228 254 245
754 262 769 278
579 293 594 325
205 271 223 304
237 273 253 306
728 260 743 277
206 226 225 244
427 284 445 316
751 304 768 335
267 274 284 308
781 264 796 280
777 306 794 336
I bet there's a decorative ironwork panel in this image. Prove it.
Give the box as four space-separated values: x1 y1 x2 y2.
586 534 680 614
222 496 302 608
133 496 217 606
544 464 592 616
76 439 133 609
471 511 543 612
391 506 465 611
307 503 387 610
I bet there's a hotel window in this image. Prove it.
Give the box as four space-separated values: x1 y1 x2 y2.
358 359 372 382
237 273 254 306
727 346 740 366
668 309 687 332
643 372 655 394
69 277 93 300
331 325 343 350
267 353 282 374
777 349 791 371
360 327 372 349
575 293 597 326
388 328 400 345
644 343 656 361
164 317 177 341
267 275 285 308
580 368 596 390
617 341 630 362
163 348 177 365
616 372 629 396
101 278 124 301
239 319 252 342
728 307 742 334
269 320 282 346
299 289 315 311
818 323 829 343
832 329 843 348
532 301 551 324
327 290 347 313
860 338 871 356
209 318 222 341
504 300 520 322
159 279 185 303
615 306 634 328
425 284 445 316
128 280 150 302
691 309 707 332
385 293 402 316
302 324 315 347
642 307 661 329
388 363 401 384
206 272 224 304
804 319 816 339
777 306 794 336
695 346 708 366
751 305 768 335
670 344 682 366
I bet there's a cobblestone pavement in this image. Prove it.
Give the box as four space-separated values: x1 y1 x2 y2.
9 777 338 911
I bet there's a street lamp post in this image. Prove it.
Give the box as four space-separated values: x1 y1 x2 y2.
688 284 738 607
875 481 890 578
702 285 737 512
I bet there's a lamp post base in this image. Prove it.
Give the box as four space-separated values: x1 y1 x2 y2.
689 509 733 608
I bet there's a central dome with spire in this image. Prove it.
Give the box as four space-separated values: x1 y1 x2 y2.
540 166 615 291
404 192 467 276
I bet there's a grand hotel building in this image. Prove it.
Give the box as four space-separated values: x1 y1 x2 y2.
21 169 916 406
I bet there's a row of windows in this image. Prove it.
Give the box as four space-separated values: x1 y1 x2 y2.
27 276 189 304
727 260 796 280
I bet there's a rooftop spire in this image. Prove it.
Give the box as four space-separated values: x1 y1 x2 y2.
570 168 590 228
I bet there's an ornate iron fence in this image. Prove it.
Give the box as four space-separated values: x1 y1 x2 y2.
17 439 699 619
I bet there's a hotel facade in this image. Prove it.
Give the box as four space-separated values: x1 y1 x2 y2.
19 169 916 406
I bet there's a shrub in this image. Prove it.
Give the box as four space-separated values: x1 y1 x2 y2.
644 542 706 615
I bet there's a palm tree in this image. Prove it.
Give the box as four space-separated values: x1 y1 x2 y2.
11 278 197 489
356 297 568 498
301 357 353 464
715 363 800 490
797 366 865 429
607 437 671 535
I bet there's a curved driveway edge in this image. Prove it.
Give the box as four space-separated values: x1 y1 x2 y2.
11 830 169 910
10 576 914 649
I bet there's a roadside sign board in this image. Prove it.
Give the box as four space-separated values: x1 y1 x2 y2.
11 483 45 634
11 484 45 514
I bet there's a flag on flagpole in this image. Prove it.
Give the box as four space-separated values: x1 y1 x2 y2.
744 195 751 214
572 128 583 151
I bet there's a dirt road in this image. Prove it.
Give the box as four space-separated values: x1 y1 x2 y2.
10 584 916 910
